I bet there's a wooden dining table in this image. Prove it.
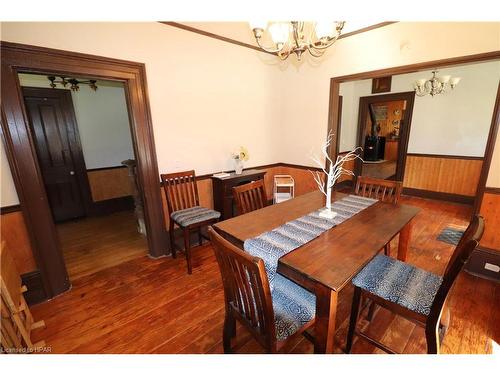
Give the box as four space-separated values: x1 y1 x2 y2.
213 190 420 354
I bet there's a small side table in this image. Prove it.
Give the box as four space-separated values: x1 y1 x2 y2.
273 175 295 204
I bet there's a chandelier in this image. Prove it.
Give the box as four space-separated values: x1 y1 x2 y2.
47 76 98 92
414 71 461 97
249 21 345 61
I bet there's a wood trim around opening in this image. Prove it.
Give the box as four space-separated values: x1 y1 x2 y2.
474 82 500 214
0 41 167 300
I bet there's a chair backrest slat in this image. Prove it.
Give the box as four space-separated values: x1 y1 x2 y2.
233 180 267 215
354 176 402 204
160 170 200 214
208 227 275 348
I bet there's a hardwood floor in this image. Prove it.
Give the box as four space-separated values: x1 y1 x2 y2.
32 197 499 354
57 210 147 281
362 160 397 180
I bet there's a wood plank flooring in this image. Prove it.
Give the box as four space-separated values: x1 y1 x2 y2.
57 210 147 281
32 197 499 354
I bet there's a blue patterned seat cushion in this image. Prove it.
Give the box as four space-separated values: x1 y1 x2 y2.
352 255 443 316
170 206 220 227
271 274 316 341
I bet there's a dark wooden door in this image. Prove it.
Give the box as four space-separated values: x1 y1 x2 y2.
23 87 88 222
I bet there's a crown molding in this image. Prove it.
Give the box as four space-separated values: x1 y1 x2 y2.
160 21 397 55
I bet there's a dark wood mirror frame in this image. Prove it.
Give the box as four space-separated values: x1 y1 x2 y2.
326 51 500 213
1 41 168 299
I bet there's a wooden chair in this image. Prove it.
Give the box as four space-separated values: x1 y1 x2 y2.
345 215 484 354
0 242 46 352
161 170 221 274
354 176 403 256
354 176 402 204
208 227 316 353
232 179 267 215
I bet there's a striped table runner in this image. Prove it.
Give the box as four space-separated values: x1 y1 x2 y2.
243 194 377 287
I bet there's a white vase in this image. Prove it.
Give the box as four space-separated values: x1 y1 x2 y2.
234 159 243 174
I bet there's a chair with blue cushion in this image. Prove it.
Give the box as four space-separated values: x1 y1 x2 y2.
208 226 316 353
161 170 221 274
346 215 484 354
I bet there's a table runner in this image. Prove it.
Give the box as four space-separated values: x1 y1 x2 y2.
243 194 377 287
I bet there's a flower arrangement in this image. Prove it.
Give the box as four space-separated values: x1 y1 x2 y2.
232 146 250 162
232 146 249 174
310 130 363 218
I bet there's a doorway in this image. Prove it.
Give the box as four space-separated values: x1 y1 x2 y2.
355 92 415 181
20 74 148 281
1 42 167 300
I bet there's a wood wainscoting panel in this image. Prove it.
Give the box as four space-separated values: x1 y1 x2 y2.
1 211 37 274
334 152 356 183
403 155 483 196
479 191 500 251
273 165 319 196
87 167 132 202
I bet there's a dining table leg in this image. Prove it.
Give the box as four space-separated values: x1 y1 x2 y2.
397 218 413 262
314 283 338 354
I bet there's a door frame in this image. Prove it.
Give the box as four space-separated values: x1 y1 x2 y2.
22 87 94 221
326 50 500 192
354 91 416 182
1 41 168 299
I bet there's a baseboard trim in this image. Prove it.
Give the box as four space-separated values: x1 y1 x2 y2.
484 187 500 194
21 270 48 305
89 196 134 216
402 187 474 205
465 246 500 282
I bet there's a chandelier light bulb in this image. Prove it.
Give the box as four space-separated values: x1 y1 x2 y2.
315 21 334 40
249 20 267 31
416 79 427 87
440 75 451 84
268 22 290 45
450 77 461 86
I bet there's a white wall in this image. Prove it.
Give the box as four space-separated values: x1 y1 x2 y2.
18 74 135 169
338 61 500 156
0 141 20 207
279 22 500 165
0 22 283 176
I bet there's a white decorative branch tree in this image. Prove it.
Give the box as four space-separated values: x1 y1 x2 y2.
310 130 363 218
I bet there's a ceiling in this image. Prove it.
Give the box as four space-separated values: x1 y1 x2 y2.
180 21 392 46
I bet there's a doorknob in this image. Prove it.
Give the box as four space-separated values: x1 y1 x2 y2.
69 171 75 175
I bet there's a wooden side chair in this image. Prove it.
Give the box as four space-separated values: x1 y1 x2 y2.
161 170 221 274
232 179 267 215
346 215 484 354
354 176 403 204
208 227 316 353
354 176 403 256
1 242 46 352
